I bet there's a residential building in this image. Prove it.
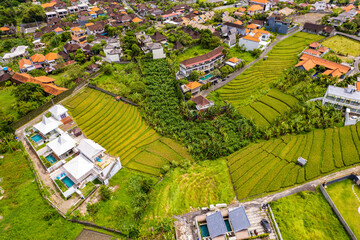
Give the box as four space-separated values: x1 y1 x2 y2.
247 5 264 16
148 43 166 59
225 34 237 48
151 31 167 43
46 11 58 21
295 53 351 78
45 52 60 63
265 15 291 34
86 22 105 35
33 116 62 138
225 57 244 68
303 22 335 35
2 46 28 62
104 45 122 63
182 81 202 96
314 1 327 11
19 58 34 72
238 29 270 51
71 27 87 44
323 84 360 114
191 95 214 111
222 22 246 36
250 0 271 11
49 104 69 121
329 9 357 26
47 133 77 160
179 46 224 77
56 9 68 18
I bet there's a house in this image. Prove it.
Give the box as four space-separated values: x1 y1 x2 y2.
303 22 335 35
343 4 355 12
295 53 351 78
247 4 264 16
329 9 357 26
64 42 81 54
206 211 228 239
132 17 143 23
314 1 327 11
151 31 167 43
31 54 47 69
86 22 105 35
49 104 69 121
71 27 87 44
46 11 58 21
148 43 166 59
222 22 246 36
225 57 244 68
225 34 237 48
322 84 360 114
47 134 77 160
173 41 183 51
56 9 68 18
104 46 122 63
179 46 224 77
238 29 270 51
19 59 34 72
297 157 307 166
229 207 251 239
78 15 91 26
33 116 62 137
265 15 291 34
2 46 28 62
250 0 271 11
183 81 202 96
45 52 59 63
304 48 322 57
53 27 64 35
191 95 214 110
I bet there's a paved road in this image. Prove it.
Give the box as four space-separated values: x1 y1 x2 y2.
201 27 303 97
121 0 143 19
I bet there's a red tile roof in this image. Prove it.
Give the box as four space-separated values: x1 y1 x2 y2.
297 53 351 74
180 46 224 67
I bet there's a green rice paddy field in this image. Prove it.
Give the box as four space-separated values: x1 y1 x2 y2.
63 88 192 176
228 124 360 200
321 35 360 56
326 179 360 238
217 32 323 107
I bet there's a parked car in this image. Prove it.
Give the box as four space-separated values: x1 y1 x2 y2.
261 219 271 233
254 229 258 236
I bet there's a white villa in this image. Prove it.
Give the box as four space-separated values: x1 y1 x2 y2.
78 138 105 162
49 104 69 121
33 116 62 138
238 29 270 51
46 133 76 160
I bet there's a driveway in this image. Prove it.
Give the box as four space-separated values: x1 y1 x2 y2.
201 27 303 97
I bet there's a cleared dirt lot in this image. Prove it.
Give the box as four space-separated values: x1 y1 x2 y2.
292 13 328 25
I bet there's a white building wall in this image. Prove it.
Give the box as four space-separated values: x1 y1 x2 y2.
152 48 166 59
238 39 260 51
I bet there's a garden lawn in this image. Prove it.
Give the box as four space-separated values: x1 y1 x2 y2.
326 179 360 238
176 45 212 64
321 35 360 56
0 87 17 116
63 88 193 176
143 159 235 219
227 47 256 64
217 32 323 107
227 124 360 200
0 150 83 240
271 191 350 240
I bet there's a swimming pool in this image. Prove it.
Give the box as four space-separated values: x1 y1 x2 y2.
45 154 57 164
62 176 75 188
200 74 213 81
200 224 210 237
224 219 232 232
31 134 43 143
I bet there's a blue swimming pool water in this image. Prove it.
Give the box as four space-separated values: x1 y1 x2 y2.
224 219 232 232
62 176 74 188
46 154 57 164
31 134 42 143
201 74 213 81
200 224 210 237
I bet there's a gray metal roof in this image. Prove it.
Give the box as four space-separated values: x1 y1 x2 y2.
326 85 360 102
298 157 307 165
229 206 251 232
206 211 227 239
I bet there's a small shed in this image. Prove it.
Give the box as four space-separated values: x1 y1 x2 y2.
297 157 307 166
73 127 82 137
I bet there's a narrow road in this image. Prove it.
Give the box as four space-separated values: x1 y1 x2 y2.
121 0 143 19
201 27 303 97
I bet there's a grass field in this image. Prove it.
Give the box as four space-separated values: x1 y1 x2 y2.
271 191 350 240
0 150 83 240
227 47 256 64
227 124 360 199
144 159 235 219
217 32 324 107
63 88 192 176
238 89 299 127
0 87 17 117
326 179 360 238
322 35 360 56
176 45 212 63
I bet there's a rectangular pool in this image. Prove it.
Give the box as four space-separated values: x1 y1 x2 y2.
62 176 75 188
31 134 43 143
200 224 210 237
200 74 213 81
45 154 57 164
224 219 232 232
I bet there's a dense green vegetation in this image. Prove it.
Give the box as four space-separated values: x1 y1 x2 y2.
63 88 193 176
326 179 360 238
216 32 324 107
141 59 261 160
0 149 83 239
271 191 350 240
228 124 360 199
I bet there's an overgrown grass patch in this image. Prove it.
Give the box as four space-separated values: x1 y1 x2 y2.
321 35 360 56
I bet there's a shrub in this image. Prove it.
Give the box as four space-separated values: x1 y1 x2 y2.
186 100 196 109
99 185 112 201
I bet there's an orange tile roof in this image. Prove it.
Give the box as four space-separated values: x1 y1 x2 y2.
31 54 46 63
132 17 143 23
243 35 260 42
356 81 360 91
228 57 240 63
323 68 342 78
247 24 258 30
89 11 96 15
186 81 202 90
248 4 263 12
295 59 317 71
251 0 268 4
53 27 63 32
238 7 246 12
41 2 56 8
85 22 94 27
91 6 100 12
252 29 269 34
245 29 250 34
0 27 9 31
299 53 351 73
34 76 56 83
234 20 243 25
72 27 82 32
12 73 33 83
318 46 328 53
343 4 355 12
304 48 321 56
309 42 320 48
41 83 67 96
45 52 59 61
19 59 32 69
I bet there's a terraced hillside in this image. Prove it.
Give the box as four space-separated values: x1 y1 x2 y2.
63 88 192 176
217 32 323 107
238 89 299 127
228 125 360 200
